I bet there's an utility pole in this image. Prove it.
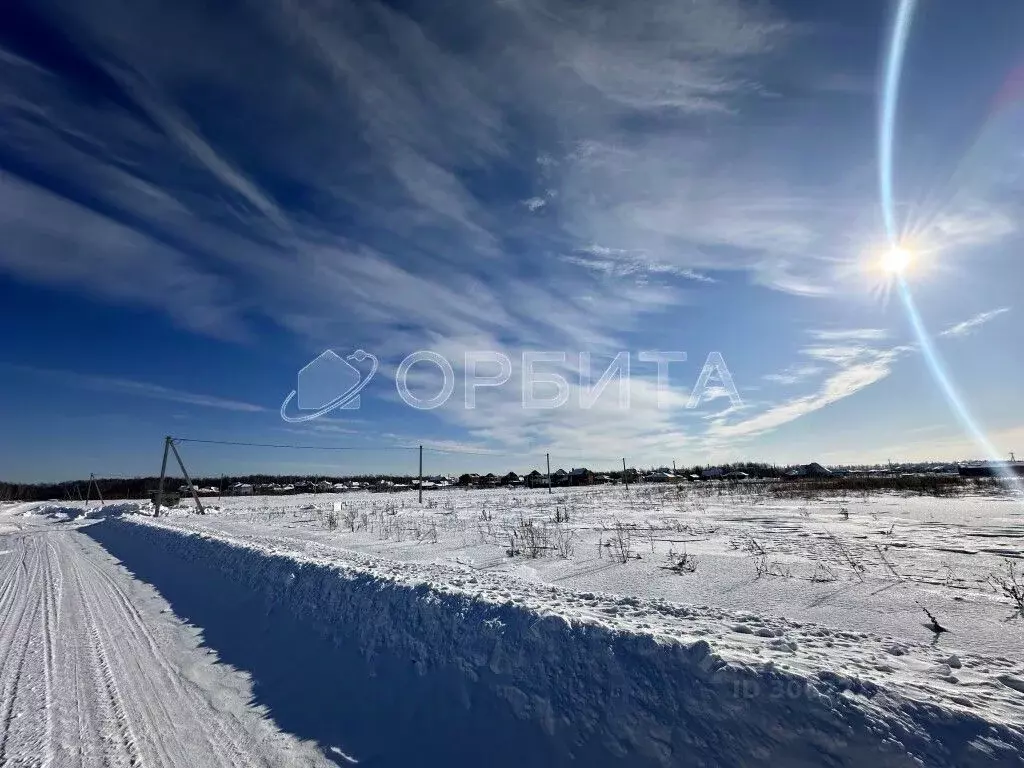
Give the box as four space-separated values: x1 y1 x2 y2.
672 460 676 475
88 473 104 506
169 440 205 514
418 445 424 504
623 458 629 491
155 436 171 517
1011 451 1017 463
546 453 552 494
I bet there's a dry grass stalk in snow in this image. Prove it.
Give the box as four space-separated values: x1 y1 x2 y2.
828 533 866 582
809 562 839 583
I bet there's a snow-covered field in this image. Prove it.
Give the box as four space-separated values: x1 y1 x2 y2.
173 484 1024 655
2 484 1024 766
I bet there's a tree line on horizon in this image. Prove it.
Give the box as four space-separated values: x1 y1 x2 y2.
0 459 972 502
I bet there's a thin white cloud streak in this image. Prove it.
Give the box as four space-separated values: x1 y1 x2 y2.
705 326 914 445
563 248 717 284
13 365 267 412
502 0 786 111
939 307 1009 338
109 68 290 232
930 208 1015 248
811 329 890 342
706 304 1014 449
762 364 823 386
706 350 898 442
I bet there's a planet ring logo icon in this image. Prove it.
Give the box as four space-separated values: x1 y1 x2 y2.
280 349 378 422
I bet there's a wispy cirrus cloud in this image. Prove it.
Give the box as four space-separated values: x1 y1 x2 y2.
705 301 1012 447
0 0 794 354
703 319 925 447
939 307 1010 338
0 173 246 340
707 343 901 443
7 0 1023 470
708 297 1024 448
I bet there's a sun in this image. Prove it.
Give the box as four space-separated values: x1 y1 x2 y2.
881 246 914 275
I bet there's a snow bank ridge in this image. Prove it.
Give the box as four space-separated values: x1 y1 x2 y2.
96 517 1024 768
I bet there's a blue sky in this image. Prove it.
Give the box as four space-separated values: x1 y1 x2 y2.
2 0 1023 482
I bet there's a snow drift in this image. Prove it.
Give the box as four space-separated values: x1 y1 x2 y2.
88 517 1024 768
27 501 144 521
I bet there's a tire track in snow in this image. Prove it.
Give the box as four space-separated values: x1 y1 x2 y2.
0 536 46 767
78 553 256 768
52 539 88 768
55 533 104 768
39 541 60 768
0 542 22 622
67 547 144 767
0 539 30 641
0 523 331 768
73 542 249 768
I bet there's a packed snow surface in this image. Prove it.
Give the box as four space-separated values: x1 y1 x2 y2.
3 484 1024 766
0 504 331 766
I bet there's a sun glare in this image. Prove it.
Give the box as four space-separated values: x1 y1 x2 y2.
881 246 913 275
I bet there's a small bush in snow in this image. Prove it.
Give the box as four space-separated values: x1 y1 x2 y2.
637 524 661 554
607 522 638 564
918 603 948 636
552 524 577 559
503 515 574 559
322 509 339 530
664 548 698 574
989 560 1024 618
745 540 792 579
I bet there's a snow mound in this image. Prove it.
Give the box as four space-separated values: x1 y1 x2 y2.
13 501 144 521
33 504 85 521
84 501 144 518
91 517 1024 768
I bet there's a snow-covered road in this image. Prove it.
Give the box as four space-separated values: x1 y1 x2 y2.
4 499 1023 767
0 522 328 768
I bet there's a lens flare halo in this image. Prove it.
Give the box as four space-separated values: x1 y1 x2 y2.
881 245 913 275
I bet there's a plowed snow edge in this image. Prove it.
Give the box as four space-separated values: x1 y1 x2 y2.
89 517 1024 768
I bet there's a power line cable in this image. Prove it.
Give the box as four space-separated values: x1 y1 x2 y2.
172 437 415 451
